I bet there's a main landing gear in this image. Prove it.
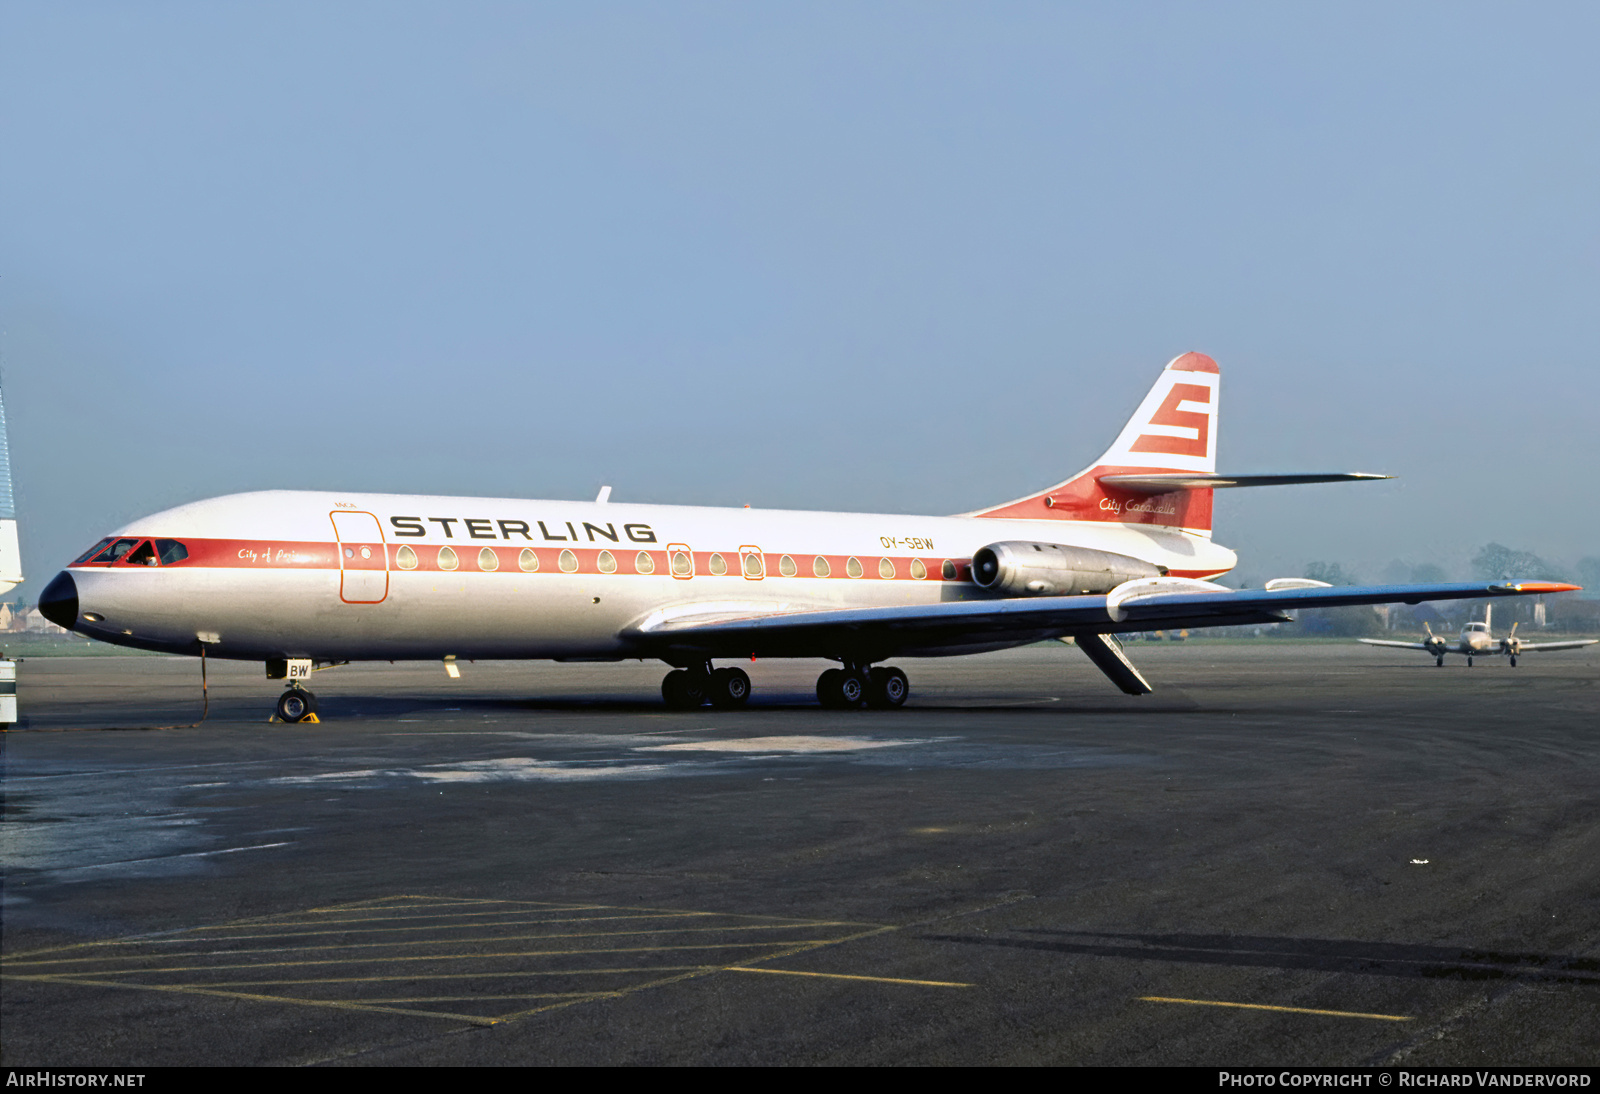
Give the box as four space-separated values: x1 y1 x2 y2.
658 661 910 710
817 665 908 710
662 663 751 710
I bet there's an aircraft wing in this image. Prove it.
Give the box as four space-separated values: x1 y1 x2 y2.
624 580 1580 661
1514 639 1599 653
1357 639 1433 651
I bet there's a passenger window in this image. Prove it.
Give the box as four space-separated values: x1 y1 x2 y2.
124 541 159 566
559 549 578 573
813 556 831 578
878 557 895 579
396 545 418 570
709 553 728 576
519 548 539 572
671 551 692 577
779 554 797 577
438 546 459 571
478 547 499 571
743 553 764 578
597 550 617 573
910 558 927 580
74 538 115 564
941 559 957 581
846 557 864 579
635 551 655 574
91 538 139 564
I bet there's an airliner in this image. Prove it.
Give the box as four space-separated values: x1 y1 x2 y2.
37 353 1579 722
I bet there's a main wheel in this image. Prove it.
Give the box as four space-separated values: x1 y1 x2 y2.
708 667 751 708
818 668 866 709
1467 656 1473 667
276 689 316 723
1436 656 1444 667
865 666 909 709
1510 655 1518 667
662 670 708 709
829 669 866 708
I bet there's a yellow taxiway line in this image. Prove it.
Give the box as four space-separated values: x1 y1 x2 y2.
1139 996 1413 1021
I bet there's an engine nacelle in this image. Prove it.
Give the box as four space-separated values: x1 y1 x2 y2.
970 541 1164 596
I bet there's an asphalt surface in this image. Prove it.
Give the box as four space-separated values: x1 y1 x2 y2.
2 643 1597 1066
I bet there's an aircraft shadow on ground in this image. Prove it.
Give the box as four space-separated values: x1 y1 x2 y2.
919 929 1600 987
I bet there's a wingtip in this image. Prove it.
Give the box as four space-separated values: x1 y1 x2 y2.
1493 581 1582 594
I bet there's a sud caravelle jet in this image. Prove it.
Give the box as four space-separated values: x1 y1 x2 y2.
38 353 1581 722
1360 604 1597 667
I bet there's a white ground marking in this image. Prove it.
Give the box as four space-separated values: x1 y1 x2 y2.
270 758 673 785
636 736 931 753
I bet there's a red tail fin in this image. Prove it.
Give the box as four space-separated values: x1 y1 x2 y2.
967 352 1220 536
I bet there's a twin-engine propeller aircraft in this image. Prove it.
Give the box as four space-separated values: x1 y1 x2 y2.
38 352 1579 722
1360 605 1597 667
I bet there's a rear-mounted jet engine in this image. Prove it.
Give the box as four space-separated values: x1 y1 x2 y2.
970 541 1164 596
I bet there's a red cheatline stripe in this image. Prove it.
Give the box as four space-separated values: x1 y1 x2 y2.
71 539 1227 583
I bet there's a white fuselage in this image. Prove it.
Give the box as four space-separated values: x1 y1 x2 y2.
62 490 1237 663
1454 623 1494 655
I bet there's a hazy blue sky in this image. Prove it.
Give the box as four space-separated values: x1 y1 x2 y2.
3 2 1597 599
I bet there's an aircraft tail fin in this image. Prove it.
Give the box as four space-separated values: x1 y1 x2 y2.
967 352 1221 536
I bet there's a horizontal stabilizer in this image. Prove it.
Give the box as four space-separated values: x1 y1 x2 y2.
1095 472 1391 494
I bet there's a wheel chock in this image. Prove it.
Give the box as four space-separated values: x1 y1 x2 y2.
268 713 322 724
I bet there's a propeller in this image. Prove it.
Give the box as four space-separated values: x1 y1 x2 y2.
1422 622 1448 656
1501 621 1521 656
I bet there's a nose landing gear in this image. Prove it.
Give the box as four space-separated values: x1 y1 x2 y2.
274 686 319 724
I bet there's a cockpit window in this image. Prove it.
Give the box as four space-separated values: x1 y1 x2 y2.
90 538 140 564
155 540 189 565
74 538 116 564
123 541 160 566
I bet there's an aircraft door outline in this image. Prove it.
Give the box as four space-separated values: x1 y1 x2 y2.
329 511 390 604
740 545 765 580
666 543 694 580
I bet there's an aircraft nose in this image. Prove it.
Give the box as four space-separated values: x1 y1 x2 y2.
39 571 79 631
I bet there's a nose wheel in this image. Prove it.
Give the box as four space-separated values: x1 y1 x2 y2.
275 687 319 723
